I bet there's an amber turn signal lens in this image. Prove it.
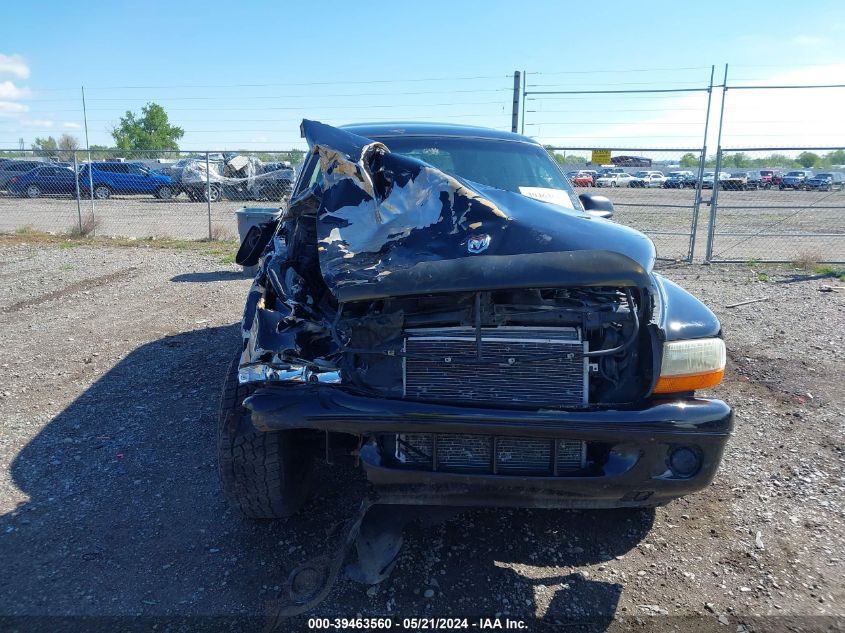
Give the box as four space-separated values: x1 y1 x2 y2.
653 368 725 394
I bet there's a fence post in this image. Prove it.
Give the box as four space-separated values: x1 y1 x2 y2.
511 71 521 133
705 64 729 263
73 150 82 234
82 86 96 237
688 65 715 262
206 151 213 241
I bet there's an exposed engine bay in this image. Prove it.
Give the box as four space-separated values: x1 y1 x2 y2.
238 120 659 410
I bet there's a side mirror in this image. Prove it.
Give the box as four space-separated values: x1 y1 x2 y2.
578 193 614 219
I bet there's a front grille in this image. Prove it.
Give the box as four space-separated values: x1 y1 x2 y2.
404 327 587 407
393 433 586 476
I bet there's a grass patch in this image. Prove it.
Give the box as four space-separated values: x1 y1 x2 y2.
60 263 76 271
0 228 238 256
219 253 236 265
745 258 761 267
15 225 35 235
756 272 769 282
815 264 845 281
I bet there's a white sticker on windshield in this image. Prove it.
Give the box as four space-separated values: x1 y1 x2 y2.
518 186 574 209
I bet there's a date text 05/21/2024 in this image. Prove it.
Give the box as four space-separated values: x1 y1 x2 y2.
307 617 528 630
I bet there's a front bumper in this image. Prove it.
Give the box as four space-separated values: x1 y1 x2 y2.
245 387 733 509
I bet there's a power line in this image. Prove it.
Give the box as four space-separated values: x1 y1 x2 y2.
528 66 712 75
24 88 511 103
526 80 709 88
43 74 511 91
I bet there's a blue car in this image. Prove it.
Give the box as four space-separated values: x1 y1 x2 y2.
7 165 80 198
78 161 174 199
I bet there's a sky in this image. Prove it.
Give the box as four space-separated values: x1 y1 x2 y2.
1 0 844 155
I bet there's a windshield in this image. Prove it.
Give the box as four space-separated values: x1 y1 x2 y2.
633 171 649 178
814 173 832 179
378 137 571 192
785 171 803 177
304 135 582 210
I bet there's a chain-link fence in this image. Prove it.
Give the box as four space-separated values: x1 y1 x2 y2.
704 147 845 263
557 149 706 262
0 149 303 240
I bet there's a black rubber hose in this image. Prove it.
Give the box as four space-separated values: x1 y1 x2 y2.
584 289 640 358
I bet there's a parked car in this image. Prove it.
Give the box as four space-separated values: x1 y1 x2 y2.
0 160 48 190
572 170 595 187
722 172 751 191
7 165 79 198
579 169 598 184
754 169 782 188
596 171 635 187
804 172 844 192
162 155 295 202
595 167 626 180
224 120 731 541
701 171 729 189
664 171 697 189
629 171 666 188
78 161 174 199
780 170 812 190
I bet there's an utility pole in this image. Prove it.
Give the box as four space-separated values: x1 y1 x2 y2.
520 70 527 135
511 71 521 133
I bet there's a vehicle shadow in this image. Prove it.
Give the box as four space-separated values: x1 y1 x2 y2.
170 271 244 283
329 505 653 631
776 271 843 285
1 323 652 631
0 324 310 627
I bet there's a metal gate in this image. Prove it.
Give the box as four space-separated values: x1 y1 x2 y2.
548 147 706 262
705 146 845 263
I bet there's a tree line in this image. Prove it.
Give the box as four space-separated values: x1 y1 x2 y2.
679 150 845 170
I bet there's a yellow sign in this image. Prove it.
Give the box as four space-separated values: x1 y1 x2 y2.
591 150 612 165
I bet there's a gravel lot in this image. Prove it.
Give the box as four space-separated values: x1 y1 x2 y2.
0 240 843 631
1 187 843 263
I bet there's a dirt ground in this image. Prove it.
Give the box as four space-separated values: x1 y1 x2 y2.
0 239 843 632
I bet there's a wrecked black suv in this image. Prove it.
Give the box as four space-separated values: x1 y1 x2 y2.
219 120 732 518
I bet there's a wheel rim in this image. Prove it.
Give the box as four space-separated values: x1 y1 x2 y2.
26 185 40 198
95 186 110 199
159 186 172 199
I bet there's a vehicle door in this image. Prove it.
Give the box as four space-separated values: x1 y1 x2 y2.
125 163 155 193
103 163 132 193
52 167 78 195
34 167 60 193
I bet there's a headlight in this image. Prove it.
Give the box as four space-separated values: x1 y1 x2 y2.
653 338 726 394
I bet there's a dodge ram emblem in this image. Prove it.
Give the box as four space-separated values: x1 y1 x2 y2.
467 234 491 254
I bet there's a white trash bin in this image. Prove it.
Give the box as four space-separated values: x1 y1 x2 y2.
235 207 282 277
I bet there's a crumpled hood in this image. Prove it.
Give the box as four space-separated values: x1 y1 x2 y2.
300 120 656 300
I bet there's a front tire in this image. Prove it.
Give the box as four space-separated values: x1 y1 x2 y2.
201 184 222 203
94 185 112 200
26 184 41 198
218 355 313 518
156 185 173 199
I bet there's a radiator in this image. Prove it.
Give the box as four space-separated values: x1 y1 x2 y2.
404 327 587 407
